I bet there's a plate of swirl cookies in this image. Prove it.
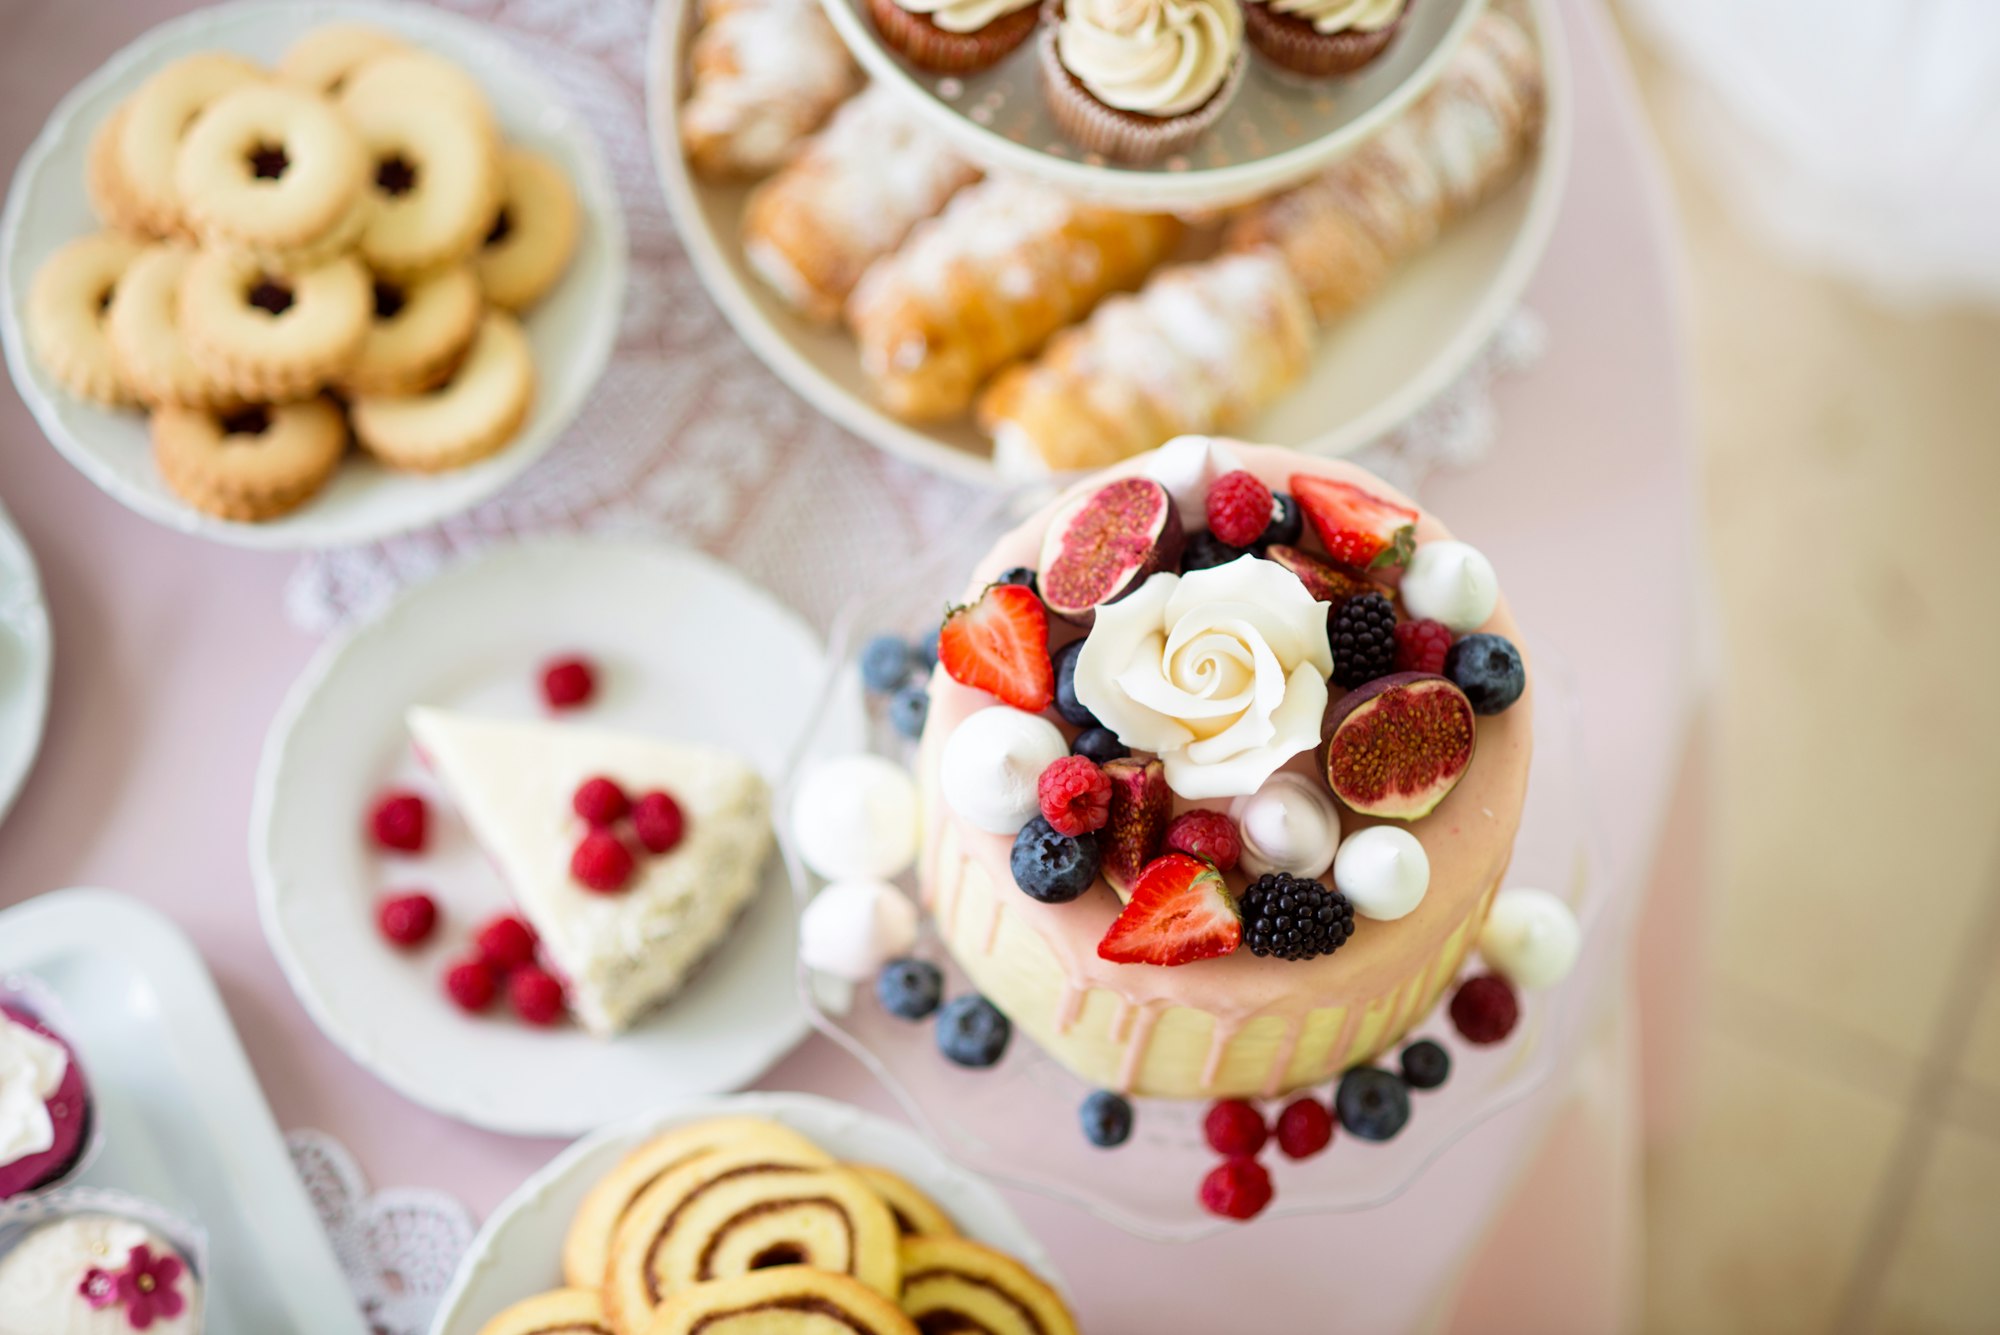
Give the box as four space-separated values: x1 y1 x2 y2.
0 3 624 549
433 1095 1075 1335
651 0 1564 487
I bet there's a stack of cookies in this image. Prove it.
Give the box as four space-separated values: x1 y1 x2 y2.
25 23 581 523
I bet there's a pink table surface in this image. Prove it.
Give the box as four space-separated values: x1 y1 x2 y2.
0 0 1696 1329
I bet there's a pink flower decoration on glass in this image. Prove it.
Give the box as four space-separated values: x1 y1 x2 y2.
76 1245 185 1329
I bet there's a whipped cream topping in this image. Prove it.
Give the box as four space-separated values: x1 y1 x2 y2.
799 880 920 981
1400 540 1500 634
1229 771 1341 879
1254 0 1405 36
1056 0 1243 118
1074 556 1332 800
1145 435 1246 528
895 0 1036 33
1332 825 1430 921
791 755 921 881
1479 888 1580 988
941 707 1070 835
0 1014 67 1168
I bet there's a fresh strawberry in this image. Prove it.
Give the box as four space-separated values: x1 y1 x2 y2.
1264 545 1380 612
1097 853 1242 967
938 583 1054 712
1100 758 1169 896
1289 476 1419 571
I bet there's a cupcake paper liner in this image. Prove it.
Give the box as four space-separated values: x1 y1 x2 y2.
866 0 1041 75
1037 5 1248 165
0 974 102 1201
1242 0 1407 79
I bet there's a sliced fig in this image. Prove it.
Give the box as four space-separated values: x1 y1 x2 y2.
1265 545 1382 613
1322 673 1475 821
1037 478 1183 626
1100 757 1169 899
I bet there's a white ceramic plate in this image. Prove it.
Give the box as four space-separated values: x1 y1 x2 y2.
0 888 366 1334
648 0 1569 488
431 1091 1063 1335
0 498 51 828
0 0 626 551
252 539 865 1137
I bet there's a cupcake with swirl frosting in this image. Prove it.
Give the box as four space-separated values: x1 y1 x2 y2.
1040 0 1247 163
868 0 1041 73
1242 0 1409 77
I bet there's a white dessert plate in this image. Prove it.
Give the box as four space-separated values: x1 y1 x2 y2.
0 497 51 829
819 0 1484 212
431 1091 1064 1334
253 539 865 1137
0 888 366 1334
0 0 626 551
648 0 1568 488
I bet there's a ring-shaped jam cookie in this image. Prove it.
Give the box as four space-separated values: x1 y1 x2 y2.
174 83 367 258
179 248 370 401
349 309 534 472
343 263 481 396
152 397 347 522
337 61 501 278
27 231 146 405
116 52 265 236
106 244 240 410
277 23 408 96
476 147 580 313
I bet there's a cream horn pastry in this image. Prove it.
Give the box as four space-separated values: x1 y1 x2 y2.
680 0 860 180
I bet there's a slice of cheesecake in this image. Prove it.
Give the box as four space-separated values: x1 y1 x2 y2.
408 707 774 1036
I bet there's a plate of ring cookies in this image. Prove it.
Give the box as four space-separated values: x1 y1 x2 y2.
0 2 625 549
433 1094 1076 1335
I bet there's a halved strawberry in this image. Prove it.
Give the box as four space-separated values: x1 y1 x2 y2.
1290 475 1419 571
938 583 1054 712
1097 853 1242 967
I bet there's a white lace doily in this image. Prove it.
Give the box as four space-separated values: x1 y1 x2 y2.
281 0 1544 634
288 1130 477 1335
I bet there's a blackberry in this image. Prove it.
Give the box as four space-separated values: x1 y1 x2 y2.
1330 592 1397 689
1238 873 1354 962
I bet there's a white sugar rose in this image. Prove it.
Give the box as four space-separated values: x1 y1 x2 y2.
1073 556 1333 800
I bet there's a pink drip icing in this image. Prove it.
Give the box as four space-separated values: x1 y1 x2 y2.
1322 1003 1364 1082
980 896 1003 954
1200 1015 1244 1092
1116 1002 1163 1093
1261 1016 1304 1099
1054 980 1085 1036
1109 997 1138 1044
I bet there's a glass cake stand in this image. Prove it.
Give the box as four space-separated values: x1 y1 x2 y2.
777 492 1606 1240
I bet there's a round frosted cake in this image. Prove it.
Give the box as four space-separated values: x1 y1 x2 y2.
916 439 1533 1100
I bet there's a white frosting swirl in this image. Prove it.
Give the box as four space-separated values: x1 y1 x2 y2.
0 1014 67 1168
895 0 1035 33
1075 556 1332 800
1229 771 1341 879
799 880 920 981
1332 825 1430 921
791 755 921 881
1400 540 1500 634
1257 0 1404 36
1056 0 1243 117
1145 435 1246 527
941 707 1070 834
1479 888 1581 989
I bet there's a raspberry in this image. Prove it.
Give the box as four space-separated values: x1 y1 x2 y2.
474 914 538 972
571 829 636 893
509 966 566 1026
541 656 597 710
1037 755 1111 838
1205 470 1275 548
1164 809 1240 872
1199 1156 1273 1221
1275 1097 1334 1159
1450 973 1521 1045
369 791 428 853
572 776 629 827
376 892 438 948
1394 618 1453 675
632 791 686 855
1203 1099 1267 1157
443 956 497 1013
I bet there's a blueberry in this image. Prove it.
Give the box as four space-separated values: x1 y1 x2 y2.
1256 493 1303 550
1399 1039 1451 1091
1010 816 1100 904
1079 1090 1134 1148
1443 633 1526 715
998 567 1039 595
888 685 929 739
860 634 913 694
1182 531 1247 572
1335 1066 1411 1142
1071 726 1127 765
935 994 1010 1068
914 625 941 671
1051 639 1099 728
876 957 944 1021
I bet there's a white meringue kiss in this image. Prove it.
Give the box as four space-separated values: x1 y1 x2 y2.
1332 825 1430 921
791 755 920 881
1400 540 1499 633
941 706 1069 835
1144 435 1245 527
1479 888 1580 989
798 880 920 981
1230 771 1341 879
1075 556 1332 800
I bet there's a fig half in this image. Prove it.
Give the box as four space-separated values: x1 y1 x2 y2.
1265 545 1381 613
1037 478 1183 626
1322 673 1475 820
1100 757 1169 900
